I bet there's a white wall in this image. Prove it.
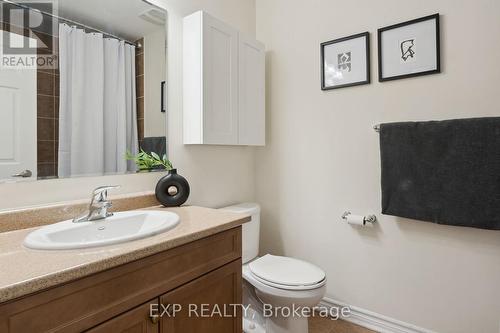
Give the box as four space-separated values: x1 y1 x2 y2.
0 0 257 211
255 1 500 332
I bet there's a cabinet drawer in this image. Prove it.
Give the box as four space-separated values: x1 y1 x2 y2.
0 227 241 333
86 300 159 333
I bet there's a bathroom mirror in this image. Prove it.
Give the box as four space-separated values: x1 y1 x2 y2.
0 0 167 182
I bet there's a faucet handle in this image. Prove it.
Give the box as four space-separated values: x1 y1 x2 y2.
91 185 120 202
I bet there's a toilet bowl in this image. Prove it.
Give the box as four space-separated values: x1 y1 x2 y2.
220 203 326 333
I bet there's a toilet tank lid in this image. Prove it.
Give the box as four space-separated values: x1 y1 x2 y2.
219 203 260 215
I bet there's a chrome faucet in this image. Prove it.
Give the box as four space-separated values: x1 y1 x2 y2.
73 185 120 223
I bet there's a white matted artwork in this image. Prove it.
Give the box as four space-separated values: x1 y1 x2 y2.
378 14 440 81
321 32 370 90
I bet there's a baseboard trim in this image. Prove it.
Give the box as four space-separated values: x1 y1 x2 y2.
319 297 437 333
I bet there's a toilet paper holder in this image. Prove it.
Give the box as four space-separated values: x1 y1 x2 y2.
341 211 377 224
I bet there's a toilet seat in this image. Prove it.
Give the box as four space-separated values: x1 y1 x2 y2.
242 256 327 333
248 255 326 291
250 272 326 291
243 264 326 303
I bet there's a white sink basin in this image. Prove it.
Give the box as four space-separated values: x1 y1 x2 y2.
24 210 180 250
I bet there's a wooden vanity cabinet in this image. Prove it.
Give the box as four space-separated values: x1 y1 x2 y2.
88 261 242 333
0 227 242 333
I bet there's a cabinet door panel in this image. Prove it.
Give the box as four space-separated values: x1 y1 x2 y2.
203 14 238 145
160 260 242 333
86 300 159 333
238 34 265 146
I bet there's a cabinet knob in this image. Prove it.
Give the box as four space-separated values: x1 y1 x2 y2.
150 304 174 323
150 314 160 324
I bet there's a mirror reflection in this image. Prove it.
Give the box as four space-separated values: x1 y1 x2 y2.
0 0 167 181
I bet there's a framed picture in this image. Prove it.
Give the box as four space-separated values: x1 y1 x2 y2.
378 13 440 82
321 32 370 90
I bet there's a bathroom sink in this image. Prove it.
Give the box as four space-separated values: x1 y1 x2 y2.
23 210 180 250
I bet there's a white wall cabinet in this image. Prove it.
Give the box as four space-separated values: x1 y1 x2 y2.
183 11 265 146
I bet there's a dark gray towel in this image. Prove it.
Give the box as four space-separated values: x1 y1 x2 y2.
380 117 500 230
141 136 167 157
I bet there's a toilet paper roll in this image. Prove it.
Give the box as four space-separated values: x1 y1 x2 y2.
346 214 365 226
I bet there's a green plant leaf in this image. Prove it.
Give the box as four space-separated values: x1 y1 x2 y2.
125 149 176 171
151 152 161 161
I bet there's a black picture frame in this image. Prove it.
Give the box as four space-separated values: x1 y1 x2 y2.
321 32 370 90
161 81 166 113
378 13 440 82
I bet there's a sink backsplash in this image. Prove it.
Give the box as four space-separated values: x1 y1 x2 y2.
0 192 160 233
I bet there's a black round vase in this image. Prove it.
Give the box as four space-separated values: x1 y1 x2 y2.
155 169 190 207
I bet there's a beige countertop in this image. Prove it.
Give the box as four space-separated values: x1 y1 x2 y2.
0 206 250 303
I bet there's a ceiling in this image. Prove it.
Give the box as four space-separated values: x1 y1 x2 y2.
33 0 166 41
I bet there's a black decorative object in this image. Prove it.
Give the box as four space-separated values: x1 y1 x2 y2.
378 14 440 82
161 81 166 112
321 32 370 90
155 169 190 207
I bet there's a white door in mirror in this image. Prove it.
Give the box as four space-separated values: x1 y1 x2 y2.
23 211 180 250
0 32 37 181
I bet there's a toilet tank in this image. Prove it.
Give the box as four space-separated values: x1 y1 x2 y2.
219 203 260 264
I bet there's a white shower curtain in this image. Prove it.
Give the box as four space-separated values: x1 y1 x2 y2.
58 24 138 178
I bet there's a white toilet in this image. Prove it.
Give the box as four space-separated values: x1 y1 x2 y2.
220 203 326 333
